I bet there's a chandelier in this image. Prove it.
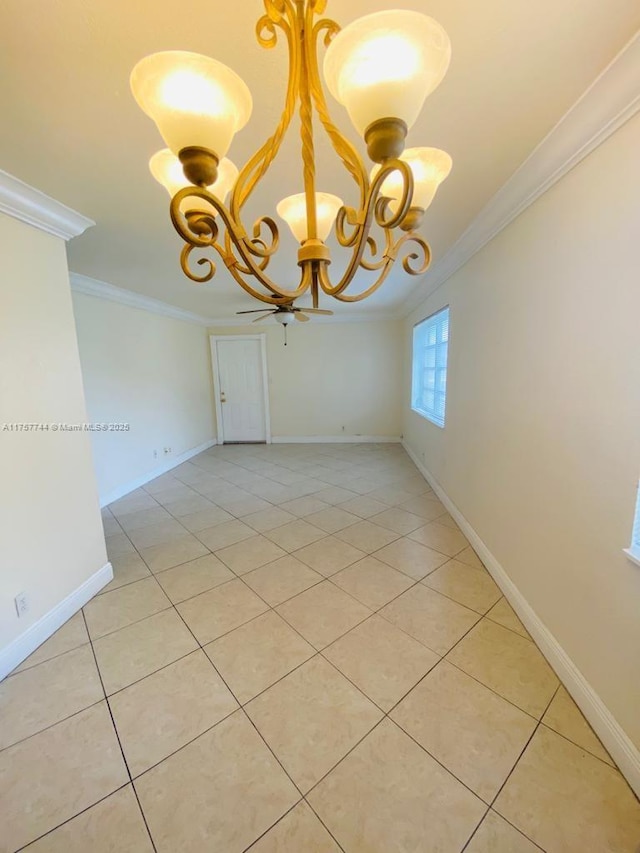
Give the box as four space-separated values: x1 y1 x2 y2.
130 1 452 311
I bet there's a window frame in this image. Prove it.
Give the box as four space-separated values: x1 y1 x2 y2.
411 305 450 429
624 482 640 567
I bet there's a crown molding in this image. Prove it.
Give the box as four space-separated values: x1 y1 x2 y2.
0 169 94 241
402 30 640 316
69 273 214 326
70 272 399 326
205 311 401 327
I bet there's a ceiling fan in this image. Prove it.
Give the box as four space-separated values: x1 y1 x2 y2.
236 305 333 325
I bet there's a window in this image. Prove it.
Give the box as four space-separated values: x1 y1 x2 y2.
626 483 640 565
412 306 449 427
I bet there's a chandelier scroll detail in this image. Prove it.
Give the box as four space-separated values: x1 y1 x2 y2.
131 0 453 309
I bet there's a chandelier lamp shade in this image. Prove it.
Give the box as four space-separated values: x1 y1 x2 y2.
130 1 453 309
276 192 344 243
372 147 453 229
149 149 239 215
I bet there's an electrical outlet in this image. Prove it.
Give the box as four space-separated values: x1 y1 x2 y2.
153 449 158 459
15 592 29 618
164 447 172 455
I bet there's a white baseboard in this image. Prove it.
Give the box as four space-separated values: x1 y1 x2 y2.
99 439 217 507
402 440 640 797
0 562 113 681
271 435 401 444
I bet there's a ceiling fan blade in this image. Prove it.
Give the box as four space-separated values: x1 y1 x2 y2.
236 309 273 315
295 312 310 322
252 313 273 323
299 308 334 315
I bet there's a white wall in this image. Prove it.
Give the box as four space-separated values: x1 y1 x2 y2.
72 293 216 504
0 213 107 661
209 320 403 440
403 113 640 750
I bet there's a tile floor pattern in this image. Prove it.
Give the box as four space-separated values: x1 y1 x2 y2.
1 444 639 852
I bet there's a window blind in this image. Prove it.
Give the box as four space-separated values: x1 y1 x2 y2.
412 306 449 428
632 483 640 557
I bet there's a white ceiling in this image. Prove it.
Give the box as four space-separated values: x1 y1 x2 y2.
1 0 638 319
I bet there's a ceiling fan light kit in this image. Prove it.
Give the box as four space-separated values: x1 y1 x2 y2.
131 0 452 316
236 303 330 345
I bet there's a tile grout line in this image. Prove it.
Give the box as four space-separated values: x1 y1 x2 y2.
315 629 513 812
144 579 350 851
464 683 563 853
130 556 314 804
299 805 347 852
6 629 95 677
125 704 240 782
268 561 553 846
103 646 201 701
239 800 308 853
14 782 133 852
85 610 160 853
456 805 493 853
387 714 493 805
85 602 175 643
81 608 159 853
434 654 542 722
461 807 547 853
213 573 492 817
535 720 618 770
0 695 107 756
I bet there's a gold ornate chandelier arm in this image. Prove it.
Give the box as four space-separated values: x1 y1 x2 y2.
221 211 285 286
222 0 300 279
317 253 392 303
171 187 311 303
317 231 431 303
225 251 314 305
358 233 392 272
320 159 414 297
229 0 300 222
397 233 432 276
228 216 279 276
179 243 219 284
305 9 369 209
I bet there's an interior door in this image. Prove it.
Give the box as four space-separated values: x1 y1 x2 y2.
215 338 268 442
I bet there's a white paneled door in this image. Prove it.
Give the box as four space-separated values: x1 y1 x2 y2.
212 336 270 443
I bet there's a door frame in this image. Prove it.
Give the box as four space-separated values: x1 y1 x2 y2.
209 334 272 445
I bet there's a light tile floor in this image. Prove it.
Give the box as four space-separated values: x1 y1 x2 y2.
1 443 639 852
